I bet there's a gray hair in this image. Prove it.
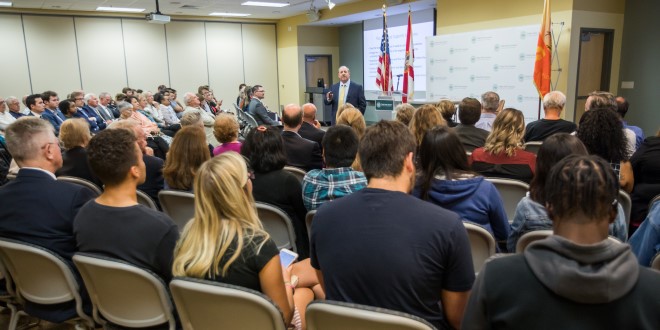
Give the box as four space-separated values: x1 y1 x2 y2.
5 96 19 105
586 91 616 111
98 92 111 99
84 93 97 103
116 101 133 113
183 92 197 106
180 111 203 127
108 119 139 132
5 117 55 164
481 91 500 112
543 91 566 110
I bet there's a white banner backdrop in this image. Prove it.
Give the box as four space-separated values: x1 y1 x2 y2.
426 25 542 124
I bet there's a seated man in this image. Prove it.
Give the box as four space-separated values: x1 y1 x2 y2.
302 125 366 211
524 91 577 142
74 129 179 283
462 155 660 329
311 120 474 329
281 103 323 171
454 97 489 152
474 91 500 131
0 117 96 320
298 103 325 150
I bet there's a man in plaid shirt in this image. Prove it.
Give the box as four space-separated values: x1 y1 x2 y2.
302 125 367 211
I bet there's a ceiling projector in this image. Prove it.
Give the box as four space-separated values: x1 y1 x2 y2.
147 13 170 24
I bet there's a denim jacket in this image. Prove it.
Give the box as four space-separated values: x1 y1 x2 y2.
508 194 628 252
629 201 660 266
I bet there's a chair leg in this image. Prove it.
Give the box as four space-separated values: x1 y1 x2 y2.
8 308 38 330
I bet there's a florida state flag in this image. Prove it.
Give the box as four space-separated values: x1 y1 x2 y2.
533 0 552 98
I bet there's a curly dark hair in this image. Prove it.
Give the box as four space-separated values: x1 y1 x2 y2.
577 108 629 163
240 126 286 173
87 129 139 187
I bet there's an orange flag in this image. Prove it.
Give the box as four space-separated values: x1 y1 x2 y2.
533 0 552 98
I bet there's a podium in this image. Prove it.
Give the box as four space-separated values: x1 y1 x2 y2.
306 87 331 123
375 95 395 121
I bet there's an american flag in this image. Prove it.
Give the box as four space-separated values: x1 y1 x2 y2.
376 9 393 94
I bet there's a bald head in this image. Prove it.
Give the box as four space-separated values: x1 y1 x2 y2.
302 103 317 122
282 103 303 130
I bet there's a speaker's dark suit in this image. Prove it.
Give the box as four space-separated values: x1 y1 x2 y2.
281 131 323 171
324 80 367 125
298 121 325 152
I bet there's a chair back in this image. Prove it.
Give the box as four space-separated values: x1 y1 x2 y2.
136 190 159 210
158 190 195 230
485 178 530 224
523 141 543 155
651 253 660 271
306 300 437 330
283 166 307 184
0 238 94 327
515 230 553 253
243 112 259 129
170 278 286 330
73 254 175 329
618 189 632 229
305 210 317 241
255 202 297 252
463 222 496 274
57 176 102 196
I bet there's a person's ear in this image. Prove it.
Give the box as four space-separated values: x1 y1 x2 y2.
404 152 414 173
129 164 141 179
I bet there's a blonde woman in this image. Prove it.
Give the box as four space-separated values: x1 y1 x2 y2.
470 108 536 183
335 102 355 122
55 118 101 186
409 104 446 146
337 108 366 171
394 103 415 126
172 152 314 329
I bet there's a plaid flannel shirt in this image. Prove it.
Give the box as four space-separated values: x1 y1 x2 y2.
302 167 367 211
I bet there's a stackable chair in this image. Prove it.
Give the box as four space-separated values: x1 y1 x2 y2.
306 300 437 330
158 190 195 230
463 222 497 274
170 278 286 330
73 254 176 329
255 202 297 252
57 176 102 196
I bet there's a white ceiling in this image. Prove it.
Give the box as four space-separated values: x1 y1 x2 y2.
7 0 354 20
6 0 437 25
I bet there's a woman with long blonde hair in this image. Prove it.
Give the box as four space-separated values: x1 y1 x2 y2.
470 108 536 183
172 152 313 329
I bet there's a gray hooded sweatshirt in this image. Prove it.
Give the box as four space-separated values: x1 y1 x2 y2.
462 235 660 329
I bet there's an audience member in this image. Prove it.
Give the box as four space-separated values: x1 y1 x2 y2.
248 85 279 126
86 92 113 123
75 128 178 284
413 126 509 246
0 118 95 320
125 97 170 160
0 97 16 131
577 108 634 193
629 128 660 231
163 126 210 191
180 111 204 129
212 113 242 156
470 108 536 183
311 120 474 329
108 119 164 208
507 133 628 250
26 93 45 118
298 103 325 149
98 92 118 119
336 107 366 139
409 104 446 147
475 91 501 131
241 126 309 257
153 91 180 127
463 155 660 329
82 93 107 130
585 91 637 157
629 200 660 266
524 91 576 142
616 96 644 149
454 97 489 152
167 88 184 114
182 92 215 126
198 85 221 115
334 103 354 122
55 118 101 187
41 90 65 135
302 125 366 211
6 96 24 119
172 152 317 330
59 99 79 119
71 90 101 133
437 99 458 127
237 83 247 108
394 103 415 126
281 104 323 171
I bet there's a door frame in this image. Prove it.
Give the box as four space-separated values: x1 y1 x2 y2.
304 54 333 88
573 28 614 121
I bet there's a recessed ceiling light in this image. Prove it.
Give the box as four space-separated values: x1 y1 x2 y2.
242 1 289 8
210 12 252 17
0 2 12 7
96 7 145 13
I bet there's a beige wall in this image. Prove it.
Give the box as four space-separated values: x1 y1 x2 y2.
0 13 277 111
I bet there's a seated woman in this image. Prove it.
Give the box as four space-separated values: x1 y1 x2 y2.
507 133 628 251
470 108 536 183
59 99 81 119
172 152 316 330
413 127 509 246
436 99 457 127
241 126 309 258
409 104 446 147
213 113 242 156
122 98 169 160
55 118 102 187
629 128 660 231
163 126 210 191
337 107 367 171
577 108 634 193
